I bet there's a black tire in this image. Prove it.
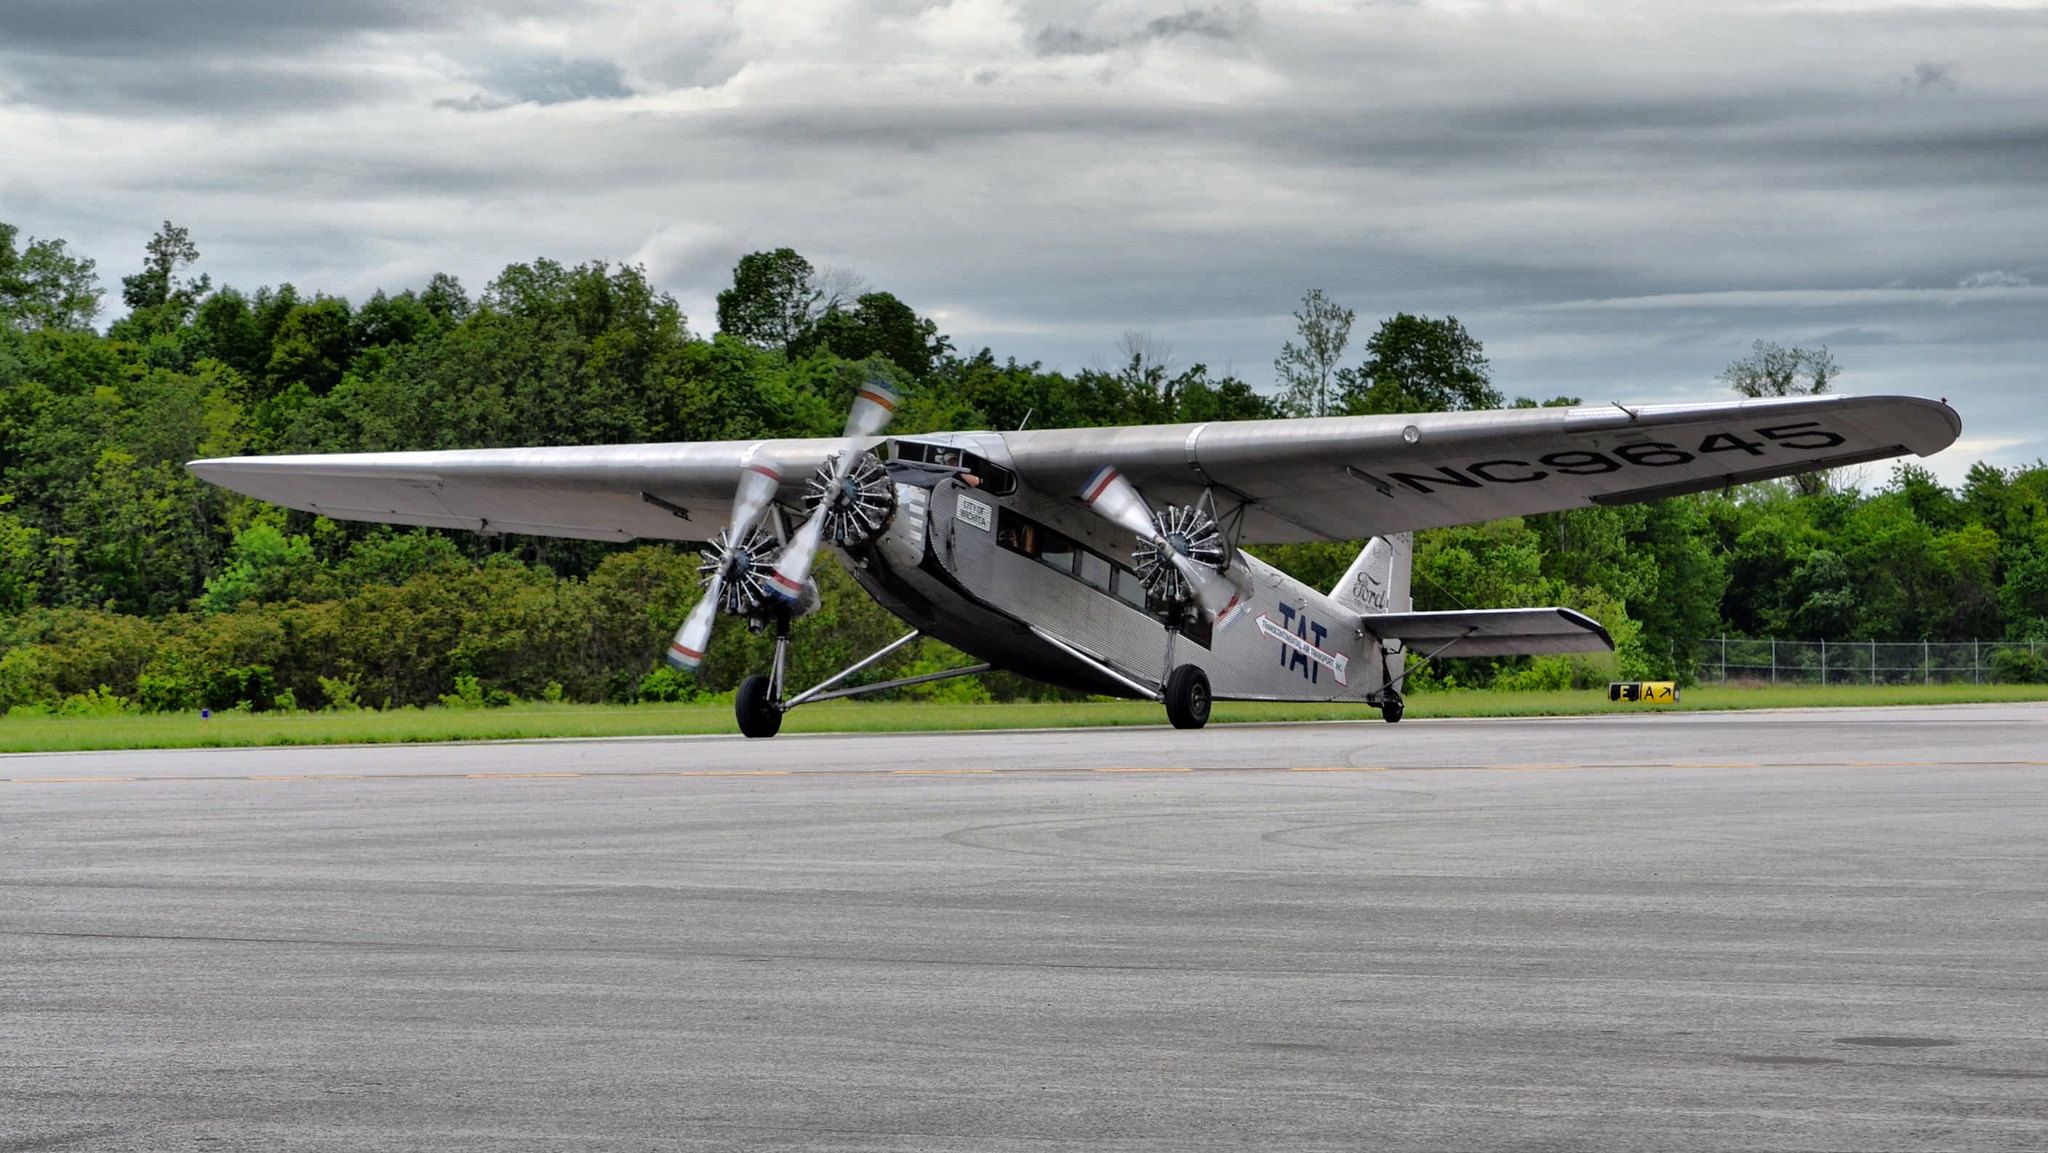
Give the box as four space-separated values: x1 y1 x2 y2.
1163 665 1212 730
735 674 783 739
1380 695 1404 724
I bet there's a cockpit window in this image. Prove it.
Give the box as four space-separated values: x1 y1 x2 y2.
889 441 1017 495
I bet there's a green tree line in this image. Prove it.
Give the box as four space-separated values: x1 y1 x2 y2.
2 223 2045 715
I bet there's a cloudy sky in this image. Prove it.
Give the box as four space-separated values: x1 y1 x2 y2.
3 0 2043 481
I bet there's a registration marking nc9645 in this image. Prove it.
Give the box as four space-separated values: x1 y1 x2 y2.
1376 422 1849 496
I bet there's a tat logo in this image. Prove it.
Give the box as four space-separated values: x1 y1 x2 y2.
1255 604 1349 686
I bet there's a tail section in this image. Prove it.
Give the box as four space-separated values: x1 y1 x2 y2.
1331 533 1412 616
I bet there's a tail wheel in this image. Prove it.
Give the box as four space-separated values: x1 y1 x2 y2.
1380 695 1404 724
1163 665 1212 730
735 674 783 739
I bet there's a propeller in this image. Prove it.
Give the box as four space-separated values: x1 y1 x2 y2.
1078 466 1243 626
666 460 783 672
767 377 901 600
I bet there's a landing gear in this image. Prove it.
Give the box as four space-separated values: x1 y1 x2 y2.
735 674 783 739
1164 664 1212 730
731 628 992 738
1379 693 1404 724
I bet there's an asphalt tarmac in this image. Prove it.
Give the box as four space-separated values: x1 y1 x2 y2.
5 704 2048 1151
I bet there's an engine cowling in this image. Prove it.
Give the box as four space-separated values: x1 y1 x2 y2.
1133 499 1227 606
802 450 897 549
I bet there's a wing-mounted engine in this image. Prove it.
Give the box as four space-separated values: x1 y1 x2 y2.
668 377 903 671
696 514 819 626
1132 491 1230 608
1080 468 1244 627
801 449 897 550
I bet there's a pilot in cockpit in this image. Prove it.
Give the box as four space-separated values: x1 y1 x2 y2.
933 449 982 487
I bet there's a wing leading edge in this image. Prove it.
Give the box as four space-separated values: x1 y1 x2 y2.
997 394 1960 543
186 438 854 543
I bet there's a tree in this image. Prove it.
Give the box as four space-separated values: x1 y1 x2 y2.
1720 340 1837 398
1274 289 1354 417
1338 313 1501 415
716 248 821 355
1722 340 1840 495
267 297 356 396
0 223 103 331
806 291 950 379
119 221 211 330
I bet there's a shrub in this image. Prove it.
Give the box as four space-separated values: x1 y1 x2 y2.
636 665 693 703
1989 646 2047 685
317 675 362 711
439 673 486 709
55 686 132 716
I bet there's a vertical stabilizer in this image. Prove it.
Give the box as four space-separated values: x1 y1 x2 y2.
1331 533 1412 616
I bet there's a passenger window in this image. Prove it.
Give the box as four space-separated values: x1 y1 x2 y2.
1112 568 1149 609
1038 532 1077 575
1078 550 1112 593
996 510 1040 558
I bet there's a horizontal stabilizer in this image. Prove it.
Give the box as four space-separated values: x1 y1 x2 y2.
1362 607 1613 658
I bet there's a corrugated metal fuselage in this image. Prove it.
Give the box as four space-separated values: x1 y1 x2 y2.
843 476 1400 703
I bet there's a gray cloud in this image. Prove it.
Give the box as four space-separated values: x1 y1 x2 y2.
0 0 426 52
1034 4 1253 56
0 56 386 116
1905 60 1959 93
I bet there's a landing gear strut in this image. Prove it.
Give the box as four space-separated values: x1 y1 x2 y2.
733 628 991 738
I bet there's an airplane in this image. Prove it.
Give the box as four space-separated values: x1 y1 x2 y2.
187 387 1961 737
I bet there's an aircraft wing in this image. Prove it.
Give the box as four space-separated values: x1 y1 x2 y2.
999 394 1960 543
1363 607 1613 658
186 438 849 543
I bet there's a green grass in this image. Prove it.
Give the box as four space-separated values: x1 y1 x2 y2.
5 682 2046 754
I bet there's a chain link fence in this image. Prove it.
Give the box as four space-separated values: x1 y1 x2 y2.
1695 638 2047 685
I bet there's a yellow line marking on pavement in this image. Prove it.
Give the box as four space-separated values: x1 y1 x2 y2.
675 769 791 777
464 771 582 779
1092 767 1190 773
1289 766 1385 773
891 768 997 775
249 774 366 781
12 775 135 783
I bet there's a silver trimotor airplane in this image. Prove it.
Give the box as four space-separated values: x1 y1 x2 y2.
189 387 1960 736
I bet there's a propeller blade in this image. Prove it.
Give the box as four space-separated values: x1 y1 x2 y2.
666 459 785 672
666 572 723 671
1171 553 1244 628
845 378 901 441
767 504 828 601
1078 466 1159 539
728 460 782 538
768 377 902 600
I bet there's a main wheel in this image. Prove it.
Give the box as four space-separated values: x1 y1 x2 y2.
735 674 783 738
1163 664 1212 730
1380 694 1404 724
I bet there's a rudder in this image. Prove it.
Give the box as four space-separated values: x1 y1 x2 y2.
1330 533 1412 616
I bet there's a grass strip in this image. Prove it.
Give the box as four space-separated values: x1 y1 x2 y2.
6 683 2046 754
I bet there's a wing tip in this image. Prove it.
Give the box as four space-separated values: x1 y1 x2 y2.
1554 607 1617 651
